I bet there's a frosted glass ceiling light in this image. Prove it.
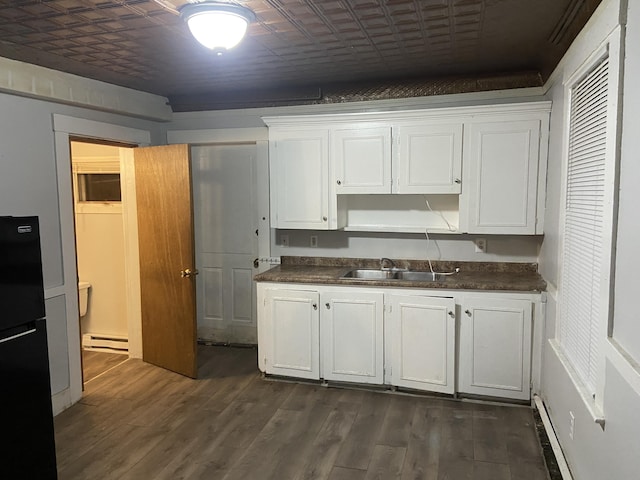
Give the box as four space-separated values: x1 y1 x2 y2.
180 2 255 51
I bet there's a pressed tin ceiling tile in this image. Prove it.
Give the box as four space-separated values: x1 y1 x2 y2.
0 0 603 110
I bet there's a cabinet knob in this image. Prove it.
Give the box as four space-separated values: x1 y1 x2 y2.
325 302 330 309
465 309 471 316
337 180 342 185
448 311 455 317
312 303 318 310
455 178 461 184
322 216 327 222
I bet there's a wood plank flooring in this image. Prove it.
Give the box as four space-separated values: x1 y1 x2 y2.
55 346 550 480
82 350 128 382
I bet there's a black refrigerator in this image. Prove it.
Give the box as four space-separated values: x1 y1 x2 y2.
0 216 58 479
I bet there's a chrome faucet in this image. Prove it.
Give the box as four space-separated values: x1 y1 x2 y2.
380 257 396 270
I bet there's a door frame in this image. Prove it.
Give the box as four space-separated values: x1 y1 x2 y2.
167 128 272 343
52 114 150 413
167 128 272 270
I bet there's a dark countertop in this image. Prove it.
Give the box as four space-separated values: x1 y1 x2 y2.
254 257 547 292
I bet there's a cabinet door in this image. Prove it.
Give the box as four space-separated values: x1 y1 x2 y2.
321 291 384 384
388 294 456 393
332 126 392 194
269 129 331 229
461 120 540 234
459 296 532 400
395 123 463 194
264 289 320 380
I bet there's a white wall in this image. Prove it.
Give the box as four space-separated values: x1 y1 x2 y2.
612 0 640 364
272 231 541 263
539 0 640 479
75 212 128 338
0 90 163 413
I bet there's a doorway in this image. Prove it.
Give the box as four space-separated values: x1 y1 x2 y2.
191 143 261 345
70 140 265 382
70 140 133 382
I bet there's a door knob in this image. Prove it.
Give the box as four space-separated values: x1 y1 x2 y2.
180 268 199 278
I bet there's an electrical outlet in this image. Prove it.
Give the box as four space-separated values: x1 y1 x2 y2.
310 235 318 248
569 411 575 439
280 234 289 247
475 238 487 253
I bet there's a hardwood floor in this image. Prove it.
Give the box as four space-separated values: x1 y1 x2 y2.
55 346 550 480
82 350 128 382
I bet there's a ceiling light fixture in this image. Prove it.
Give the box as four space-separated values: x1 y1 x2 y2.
179 2 255 51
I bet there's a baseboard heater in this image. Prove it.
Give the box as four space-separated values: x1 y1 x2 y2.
82 333 128 354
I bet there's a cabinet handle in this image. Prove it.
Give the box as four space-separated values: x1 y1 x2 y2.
465 309 471 316
312 303 318 310
325 302 330 309
337 180 342 185
448 311 455 317
455 178 461 184
322 216 328 222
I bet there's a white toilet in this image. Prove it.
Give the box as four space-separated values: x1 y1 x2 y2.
78 281 91 317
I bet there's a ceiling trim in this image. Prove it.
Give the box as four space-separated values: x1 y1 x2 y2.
0 56 172 122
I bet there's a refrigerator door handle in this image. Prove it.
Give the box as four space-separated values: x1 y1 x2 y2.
0 328 36 344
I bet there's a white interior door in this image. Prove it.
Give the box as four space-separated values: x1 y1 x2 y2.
191 144 259 344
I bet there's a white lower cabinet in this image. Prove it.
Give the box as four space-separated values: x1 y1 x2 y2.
258 283 536 401
321 291 384 384
458 295 532 400
387 294 456 394
263 288 320 380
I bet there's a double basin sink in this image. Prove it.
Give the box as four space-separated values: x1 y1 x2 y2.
341 269 447 282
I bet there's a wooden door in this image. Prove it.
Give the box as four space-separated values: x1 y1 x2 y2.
134 144 197 378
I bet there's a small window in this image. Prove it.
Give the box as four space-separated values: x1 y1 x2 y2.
77 173 121 202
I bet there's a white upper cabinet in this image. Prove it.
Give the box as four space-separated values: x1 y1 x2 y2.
264 103 549 233
331 122 462 195
394 123 463 194
333 125 392 194
460 118 544 234
268 127 336 230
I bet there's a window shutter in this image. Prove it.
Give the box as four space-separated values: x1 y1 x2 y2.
559 56 609 394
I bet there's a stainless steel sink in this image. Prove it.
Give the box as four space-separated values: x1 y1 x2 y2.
341 269 449 282
341 269 399 280
395 271 447 282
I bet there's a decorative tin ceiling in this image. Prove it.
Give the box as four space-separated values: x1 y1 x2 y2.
0 0 602 111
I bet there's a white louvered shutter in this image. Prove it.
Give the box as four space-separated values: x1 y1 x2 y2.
559 56 609 395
